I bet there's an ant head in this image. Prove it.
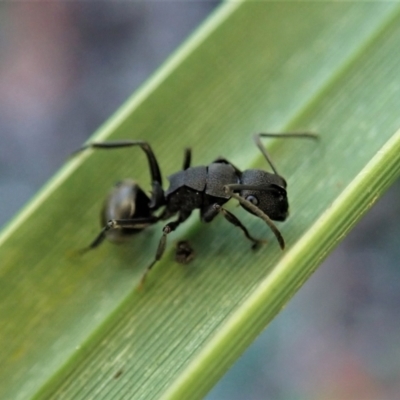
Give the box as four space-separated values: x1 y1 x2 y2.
239 169 289 221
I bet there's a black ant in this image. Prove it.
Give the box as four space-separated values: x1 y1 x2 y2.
73 133 317 286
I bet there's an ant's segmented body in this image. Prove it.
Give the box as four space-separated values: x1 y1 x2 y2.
74 133 317 285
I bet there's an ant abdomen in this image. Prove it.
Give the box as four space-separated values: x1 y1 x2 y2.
101 179 152 242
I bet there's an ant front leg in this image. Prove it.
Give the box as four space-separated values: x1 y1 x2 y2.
224 184 285 250
202 204 265 249
139 211 191 288
217 206 266 250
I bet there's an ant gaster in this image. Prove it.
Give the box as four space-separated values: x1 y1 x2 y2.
74 133 317 286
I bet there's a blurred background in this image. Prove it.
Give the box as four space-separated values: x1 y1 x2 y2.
0 2 399 399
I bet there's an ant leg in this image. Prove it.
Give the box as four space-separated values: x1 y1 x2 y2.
212 157 242 175
139 211 191 288
224 184 285 250
213 204 265 249
83 217 158 252
254 132 318 176
182 148 192 170
72 140 164 209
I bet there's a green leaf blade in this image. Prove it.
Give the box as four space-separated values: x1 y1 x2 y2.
1 2 400 400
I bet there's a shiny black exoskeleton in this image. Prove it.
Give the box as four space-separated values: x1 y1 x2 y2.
74 133 317 285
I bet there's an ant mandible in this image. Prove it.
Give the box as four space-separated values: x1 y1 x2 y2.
73 133 317 286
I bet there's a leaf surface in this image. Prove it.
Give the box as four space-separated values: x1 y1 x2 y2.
1 2 400 399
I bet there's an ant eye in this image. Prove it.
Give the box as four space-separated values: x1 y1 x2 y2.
246 195 259 206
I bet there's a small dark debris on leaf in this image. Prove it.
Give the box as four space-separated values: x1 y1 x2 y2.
114 369 123 379
175 240 194 264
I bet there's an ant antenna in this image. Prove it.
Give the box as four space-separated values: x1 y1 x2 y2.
254 132 318 176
